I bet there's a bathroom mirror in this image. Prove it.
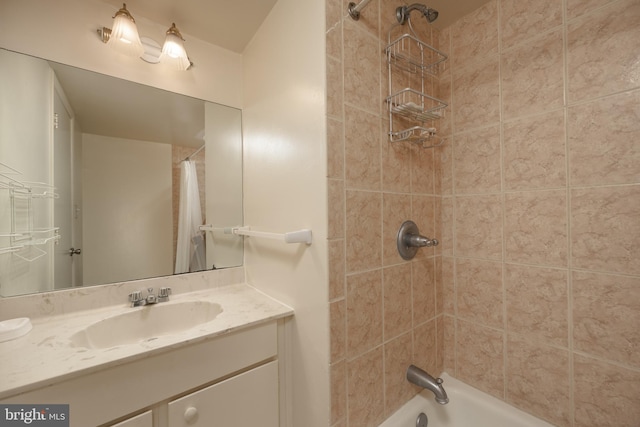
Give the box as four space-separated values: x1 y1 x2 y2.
0 48 243 297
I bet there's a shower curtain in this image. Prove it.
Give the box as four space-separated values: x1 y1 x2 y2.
174 160 206 274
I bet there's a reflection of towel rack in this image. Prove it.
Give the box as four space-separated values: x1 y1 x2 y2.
200 225 313 245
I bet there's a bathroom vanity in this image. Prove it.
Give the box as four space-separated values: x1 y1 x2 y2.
0 278 293 427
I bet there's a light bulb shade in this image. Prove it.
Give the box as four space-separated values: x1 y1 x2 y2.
107 4 144 57
160 24 191 70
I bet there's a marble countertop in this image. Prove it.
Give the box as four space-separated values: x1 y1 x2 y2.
0 283 293 399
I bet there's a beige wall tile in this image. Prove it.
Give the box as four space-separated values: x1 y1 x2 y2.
325 0 341 27
504 190 568 267
453 125 501 194
347 347 385 426
327 117 344 179
346 270 383 358
501 29 564 121
505 263 568 347
343 20 382 113
440 197 454 257
442 315 456 374
438 140 453 196
382 137 411 193
506 334 571 427
326 15 342 59
383 263 413 340
328 179 345 239
571 186 640 275
568 90 640 186
384 332 415 416
329 239 345 300
454 195 503 260
452 58 501 132
412 258 436 325
573 270 640 367
380 0 401 40
450 0 498 68
346 190 382 272
441 256 455 314
457 320 505 399
382 193 411 266
411 195 436 260
330 299 346 362
411 145 435 195
344 105 381 190
434 255 442 312
567 0 640 102
413 319 438 375
331 0 640 422
327 56 343 119
566 0 618 20
500 0 563 50
437 74 453 137
456 258 503 328
434 198 442 257
574 354 640 427
503 110 566 191
330 360 346 425
436 315 444 374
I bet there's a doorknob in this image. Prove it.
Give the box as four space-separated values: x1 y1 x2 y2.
69 248 82 256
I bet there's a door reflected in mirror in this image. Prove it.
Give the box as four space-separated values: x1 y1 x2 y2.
0 48 243 297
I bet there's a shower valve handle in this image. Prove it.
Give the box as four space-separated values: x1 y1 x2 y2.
397 220 439 260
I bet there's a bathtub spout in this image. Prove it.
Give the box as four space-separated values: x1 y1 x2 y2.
406 365 449 404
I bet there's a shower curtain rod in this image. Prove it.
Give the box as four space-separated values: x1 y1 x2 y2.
347 0 373 20
184 144 205 161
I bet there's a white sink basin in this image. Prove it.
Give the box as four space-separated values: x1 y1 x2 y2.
70 301 223 349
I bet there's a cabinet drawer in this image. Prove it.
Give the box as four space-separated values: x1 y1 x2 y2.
168 361 279 427
109 410 152 427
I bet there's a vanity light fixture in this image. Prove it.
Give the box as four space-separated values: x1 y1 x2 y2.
159 23 191 71
99 4 192 70
102 3 144 57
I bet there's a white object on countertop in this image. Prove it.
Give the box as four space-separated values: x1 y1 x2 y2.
0 318 32 343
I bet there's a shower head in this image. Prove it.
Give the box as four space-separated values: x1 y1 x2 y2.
396 3 439 25
424 7 438 22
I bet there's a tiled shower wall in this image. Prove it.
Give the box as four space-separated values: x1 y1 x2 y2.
327 0 445 425
327 0 640 426
438 0 640 426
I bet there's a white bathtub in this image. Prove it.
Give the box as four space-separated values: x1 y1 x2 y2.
379 373 555 427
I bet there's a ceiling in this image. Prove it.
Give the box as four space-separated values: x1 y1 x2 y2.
49 61 206 148
99 0 491 53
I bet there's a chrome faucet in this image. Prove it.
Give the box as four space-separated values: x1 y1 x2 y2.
129 287 171 307
407 365 449 404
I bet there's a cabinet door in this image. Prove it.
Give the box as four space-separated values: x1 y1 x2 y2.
168 361 278 427
109 410 152 427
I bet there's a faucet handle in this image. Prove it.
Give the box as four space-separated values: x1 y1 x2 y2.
158 287 172 302
129 290 143 304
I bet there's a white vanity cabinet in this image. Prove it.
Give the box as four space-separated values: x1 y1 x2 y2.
1 321 286 427
168 361 279 427
110 411 153 427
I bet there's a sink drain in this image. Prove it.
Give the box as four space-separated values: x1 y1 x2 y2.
416 412 428 427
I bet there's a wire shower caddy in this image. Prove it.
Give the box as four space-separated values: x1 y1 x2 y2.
385 21 448 147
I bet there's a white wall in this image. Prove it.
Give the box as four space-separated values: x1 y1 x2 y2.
0 0 243 108
82 134 173 286
242 0 329 424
